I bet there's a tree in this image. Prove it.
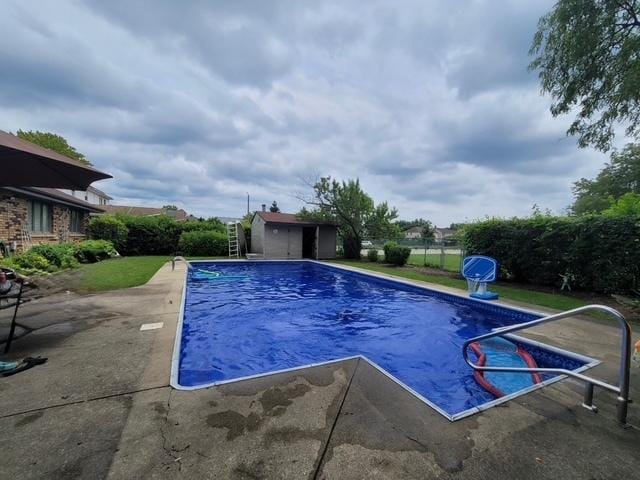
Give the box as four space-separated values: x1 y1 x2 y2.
571 143 640 214
421 221 435 244
300 177 398 259
603 192 640 215
16 129 91 165
395 218 430 231
269 201 280 213
529 0 640 151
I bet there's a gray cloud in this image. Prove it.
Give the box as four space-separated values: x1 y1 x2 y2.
0 0 613 224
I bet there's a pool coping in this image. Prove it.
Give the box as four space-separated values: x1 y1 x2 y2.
169 259 600 422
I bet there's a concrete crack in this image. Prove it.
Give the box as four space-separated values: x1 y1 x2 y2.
159 389 188 472
312 358 360 480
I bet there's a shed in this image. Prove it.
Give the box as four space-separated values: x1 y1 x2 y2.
250 211 337 259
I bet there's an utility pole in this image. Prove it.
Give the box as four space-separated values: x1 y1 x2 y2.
246 193 250 216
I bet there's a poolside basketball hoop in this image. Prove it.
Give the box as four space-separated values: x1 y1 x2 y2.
462 256 499 300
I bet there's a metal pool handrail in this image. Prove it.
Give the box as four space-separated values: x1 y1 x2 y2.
462 305 632 426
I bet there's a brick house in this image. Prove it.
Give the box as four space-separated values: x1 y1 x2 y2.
0 187 104 253
404 226 423 239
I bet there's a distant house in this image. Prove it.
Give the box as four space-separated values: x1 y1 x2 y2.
58 185 112 206
99 205 189 221
218 216 242 224
250 210 337 259
404 226 423 239
0 187 104 252
434 227 456 243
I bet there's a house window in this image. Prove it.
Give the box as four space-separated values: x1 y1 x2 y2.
28 201 52 233
69 210 83 233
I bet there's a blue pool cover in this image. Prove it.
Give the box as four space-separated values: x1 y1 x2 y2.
175 262 595 419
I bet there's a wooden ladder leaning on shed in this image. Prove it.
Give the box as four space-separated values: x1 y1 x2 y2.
226 222 240 258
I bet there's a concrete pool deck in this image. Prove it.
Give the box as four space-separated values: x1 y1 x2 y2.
1 261 638 479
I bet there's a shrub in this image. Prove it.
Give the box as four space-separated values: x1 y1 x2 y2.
178 230 228 256
75 240 118 263
117 215 183 256
367 249 379 262
462 215 640 293
383 242 411 265
181 218 226 233
88 215 128 251
12 252 52 274
30 243 80 269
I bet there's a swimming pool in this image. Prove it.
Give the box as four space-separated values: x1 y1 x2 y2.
171 261 598 420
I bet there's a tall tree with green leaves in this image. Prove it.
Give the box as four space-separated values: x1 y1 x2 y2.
529 0 640 151
299 177 398 259
16 129 91 165
571 143 640 214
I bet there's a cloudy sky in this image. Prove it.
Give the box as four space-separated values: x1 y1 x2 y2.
0 0 616 224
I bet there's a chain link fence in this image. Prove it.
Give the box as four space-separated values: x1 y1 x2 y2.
360 240 465 272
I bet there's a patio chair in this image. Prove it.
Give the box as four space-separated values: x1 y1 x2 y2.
1 276 25 353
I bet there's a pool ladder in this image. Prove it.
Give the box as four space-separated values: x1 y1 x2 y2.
172 256 192 271
227 222 240 258
462 305 633 426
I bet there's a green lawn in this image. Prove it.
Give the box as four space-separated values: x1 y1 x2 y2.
407 253 461 272
74 256 170 293
331 260 589 312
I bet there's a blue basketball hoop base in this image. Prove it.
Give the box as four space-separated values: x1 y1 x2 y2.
463 256 500 301
470 290 499 300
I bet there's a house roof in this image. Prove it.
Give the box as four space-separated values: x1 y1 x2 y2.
435 227 455 234
100 205 188 220
0 129 112 189
404 226 423 233
256 211 337 226
87 185 113 200
1 186 105 213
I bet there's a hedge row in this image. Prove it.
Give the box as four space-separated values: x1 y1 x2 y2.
178 230 228 256
461 215 640 293
89 215 227 256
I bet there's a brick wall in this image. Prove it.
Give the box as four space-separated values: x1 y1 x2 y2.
0 189 90 254
0 192 27 249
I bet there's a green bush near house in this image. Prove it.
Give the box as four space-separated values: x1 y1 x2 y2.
367 249 379 262
178 230 228 257
87 214 231 257
11 251 53 274
383 242 411 266
88 215 128 251
462 215 640 293
30 243 80 269
1 240 118 276
75 239 118 263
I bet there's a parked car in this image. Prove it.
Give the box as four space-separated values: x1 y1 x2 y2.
362 240 373 248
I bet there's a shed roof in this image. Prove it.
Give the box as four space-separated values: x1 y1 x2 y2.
256 211 337 226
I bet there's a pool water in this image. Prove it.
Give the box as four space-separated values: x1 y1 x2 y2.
176 262 593 419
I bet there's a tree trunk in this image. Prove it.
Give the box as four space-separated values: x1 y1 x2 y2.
342 235 361 259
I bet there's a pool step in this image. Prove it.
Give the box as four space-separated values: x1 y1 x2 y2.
470 337 542 397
